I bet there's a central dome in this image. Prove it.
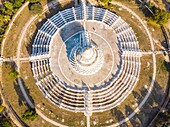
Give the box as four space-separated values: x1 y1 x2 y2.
68 31 104 76
80 48 94 60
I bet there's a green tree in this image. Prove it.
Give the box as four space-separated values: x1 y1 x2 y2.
0 105 5 113
30 3 43 14
3 15 11 22
100 0 111 4
4 1 13 11
0 119 13 127
152 8 170 25
14 1 22 8
29 0 41 3
22 109 38 121
9 69 19 79
14 0 25 8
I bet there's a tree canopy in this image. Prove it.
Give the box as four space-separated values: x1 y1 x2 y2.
100 0 111 4
4 1 14 11
0 0 25 44
9 69 19 79
152 8 170 25
0 119 13 127
22 109 38 121
29 0 41 3
30 3 43 14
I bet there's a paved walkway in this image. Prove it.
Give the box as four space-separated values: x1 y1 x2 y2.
3 50 162 62
87 115 90 127
16 16 36 72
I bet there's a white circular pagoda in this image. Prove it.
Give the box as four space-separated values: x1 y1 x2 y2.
30 0 141 116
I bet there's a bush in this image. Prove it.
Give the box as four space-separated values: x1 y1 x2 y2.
0 119 13 127
22 109 38 121
152 8 170 25
30 3 43 14
29 0 41 3
0 105 5 113
4 1 13 11
100 0 111 4
14 0 23 8
9 69 19 79
0 0 25 44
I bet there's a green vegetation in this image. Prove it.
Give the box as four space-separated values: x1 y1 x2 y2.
30 3 43 14
0 119 13 127
3 5 31 58
9 69 19 79
29 0 41 3
28 0 43 15
152 8 170 25
100 0 111 4
22 109 38 121
0 105 5 113
0 0 25 44
2 62 19 79
143 1 170 25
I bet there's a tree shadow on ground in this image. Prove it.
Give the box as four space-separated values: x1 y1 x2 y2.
26 0 75 56
16 77 35 109
111 77 168 127
125 105 141 127
134 0 153 18
161 40 168 49
89 60 170 126
14 82 25 106
111 108 128 127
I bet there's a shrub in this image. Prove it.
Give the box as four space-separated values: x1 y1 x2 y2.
100 0 111 4
152 8 170 25
30 3 43 14
9 69 19 79
4 1 13 11
29 0 41 3
22 109 38 121
0 119 13 127
0 105 5 113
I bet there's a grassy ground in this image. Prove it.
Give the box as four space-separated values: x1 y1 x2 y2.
3 5 31 58
1 62 28 119
118 0 165 50
155 54 169 91
20 62 86 127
